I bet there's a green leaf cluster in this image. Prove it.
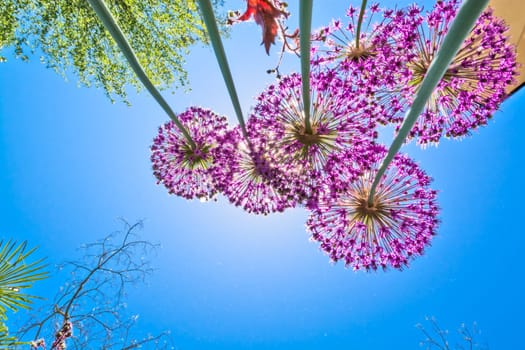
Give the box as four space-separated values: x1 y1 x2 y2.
1 0 226 103
0 1 17 63
0 323 23 348
0 240 47 346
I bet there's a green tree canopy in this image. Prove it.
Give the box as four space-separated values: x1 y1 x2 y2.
1 0 225 102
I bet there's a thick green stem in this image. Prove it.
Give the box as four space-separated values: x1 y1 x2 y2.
355 0 368 49
86 0 196 149
300 0 313 134
196 0 247 138
367 0 489 205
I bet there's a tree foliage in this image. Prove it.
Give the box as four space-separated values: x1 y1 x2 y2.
0 240 47 317
0 240 47 347
0 323 23 348
1 0 225 103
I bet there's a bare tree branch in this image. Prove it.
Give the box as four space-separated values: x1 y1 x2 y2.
16 220 174 349
417 317 489 350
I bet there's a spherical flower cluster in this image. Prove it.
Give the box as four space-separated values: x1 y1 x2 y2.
217 118 297 215
311 3 422 97
252 70 378 205
307 143 439 271
150 106 228 201
381 0 517 145
148 1 517 272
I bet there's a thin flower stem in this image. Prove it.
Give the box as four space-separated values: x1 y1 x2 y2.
355 0 368 49
197 0 247 138
300 0 314 134
86 0 196 149
367 0 489 206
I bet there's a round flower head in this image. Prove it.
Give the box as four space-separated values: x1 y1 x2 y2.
253 70 378 206
311 3 422 95
150 106 228 201
307 143 439 271
382 0 517 145
217 118 297 215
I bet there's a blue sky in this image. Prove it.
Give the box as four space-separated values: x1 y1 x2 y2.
1 0 524 349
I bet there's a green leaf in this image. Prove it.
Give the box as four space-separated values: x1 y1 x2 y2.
0 322 24 347
0 240 48 317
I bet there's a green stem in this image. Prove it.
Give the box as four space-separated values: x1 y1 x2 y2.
300 0 314 134
196 0 247 138
86 0 196 149
367 0 489 205
355 0 368 49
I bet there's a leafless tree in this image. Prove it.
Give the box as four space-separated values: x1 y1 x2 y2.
417 316 488 350
15 220 174 349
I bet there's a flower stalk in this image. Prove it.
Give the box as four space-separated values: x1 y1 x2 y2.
196 0 247 138
86 0 196 149
367 0 489 206
355 0 368 49
300 0 314 134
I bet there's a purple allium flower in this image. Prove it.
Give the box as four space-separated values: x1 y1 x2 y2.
307 143 439 271
311 3 421 93
150 106 229 201
383 0 518 145
252 70 378 205
217 118 297 215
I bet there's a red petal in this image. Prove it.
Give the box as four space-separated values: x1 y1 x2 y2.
236 0 258 21
233 0 286 54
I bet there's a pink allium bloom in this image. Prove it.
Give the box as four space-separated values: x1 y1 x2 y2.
311 3 421 100
383 0 518 145
307 143 439 271
217 118 297 215
252 70 378 205
150 106 228 201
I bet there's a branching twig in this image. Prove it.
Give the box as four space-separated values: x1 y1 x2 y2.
16 220 172 349
417 317 488 350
